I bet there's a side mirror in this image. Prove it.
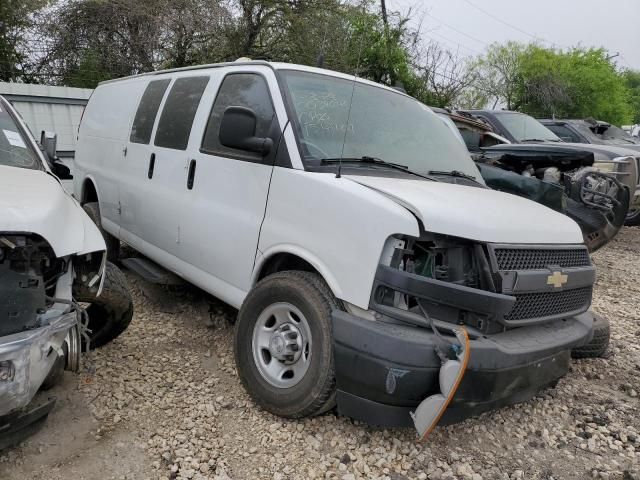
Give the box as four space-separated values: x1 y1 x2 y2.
219 106 273 156
52 160 72 180
40 130 58 163
39 130 72 179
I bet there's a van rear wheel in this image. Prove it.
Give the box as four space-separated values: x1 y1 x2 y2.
234 271 338 418
83 202 119 261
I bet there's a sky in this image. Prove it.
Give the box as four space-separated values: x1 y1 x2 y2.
388 0 640 70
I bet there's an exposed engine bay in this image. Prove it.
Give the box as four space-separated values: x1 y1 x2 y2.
476 148 629 252
1 234 68 336
0 233 101 449
377 234 504 335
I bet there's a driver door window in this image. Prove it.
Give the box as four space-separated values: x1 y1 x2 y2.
201 73 275 162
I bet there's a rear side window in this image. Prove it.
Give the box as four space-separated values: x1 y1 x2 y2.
154 76 209 150
201 73 275 160
130 79 170 144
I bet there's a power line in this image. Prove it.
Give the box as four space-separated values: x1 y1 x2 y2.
459 0 567 49
618 54 635 70
427 31 483 56
425 12 489 47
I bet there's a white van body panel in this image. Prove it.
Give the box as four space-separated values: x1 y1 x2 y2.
256 169 420 309
345 175 583 245
120 228 247 308
74 78 147 236
178 66 285 295
74 61 585 311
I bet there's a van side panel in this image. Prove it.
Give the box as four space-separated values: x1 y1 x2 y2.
256 169 419 309
74 80 147 235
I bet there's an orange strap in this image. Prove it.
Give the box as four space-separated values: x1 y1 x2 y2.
419 327 471 442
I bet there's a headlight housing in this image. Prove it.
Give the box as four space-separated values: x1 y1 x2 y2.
592 156 638 191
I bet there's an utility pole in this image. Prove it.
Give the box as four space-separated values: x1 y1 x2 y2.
380 0 388 26
380 0 395 85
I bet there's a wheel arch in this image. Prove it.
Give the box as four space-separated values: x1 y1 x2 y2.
80 175 99 205
253 246 343 301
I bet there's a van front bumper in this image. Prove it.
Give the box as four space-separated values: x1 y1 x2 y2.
332 309 594 427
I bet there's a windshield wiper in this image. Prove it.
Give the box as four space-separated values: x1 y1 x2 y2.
428 169 483 185
321 156 439 181
521 138 561 143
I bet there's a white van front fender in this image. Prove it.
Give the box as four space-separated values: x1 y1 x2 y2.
254 245 345 301
257 169 419 309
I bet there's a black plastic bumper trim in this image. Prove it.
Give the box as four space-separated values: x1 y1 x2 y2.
373 264 516 319
332 309 594 424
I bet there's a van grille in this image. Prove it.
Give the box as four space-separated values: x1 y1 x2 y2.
494 248 590 270
504 286 592 322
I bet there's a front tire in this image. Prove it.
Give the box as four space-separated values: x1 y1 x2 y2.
234 271 338 418
74 261 134 349
571 314 610 359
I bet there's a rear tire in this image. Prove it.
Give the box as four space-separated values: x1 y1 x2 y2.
74 262 133 349
83 202 120 261
571 314 610 359
234 271 338 418
625 207 640 226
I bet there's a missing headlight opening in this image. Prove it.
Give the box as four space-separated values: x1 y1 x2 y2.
377 234 501 334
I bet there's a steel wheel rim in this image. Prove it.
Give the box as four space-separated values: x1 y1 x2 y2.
252 302 312 388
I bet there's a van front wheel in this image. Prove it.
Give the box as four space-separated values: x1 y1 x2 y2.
234 271 338 418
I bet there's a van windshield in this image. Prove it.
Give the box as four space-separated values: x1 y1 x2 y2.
279 70 481 180
0 100 41 170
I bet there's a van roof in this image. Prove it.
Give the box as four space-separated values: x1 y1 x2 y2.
97 61 407 96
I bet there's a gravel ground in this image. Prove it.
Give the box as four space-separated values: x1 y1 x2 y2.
1 228 639 480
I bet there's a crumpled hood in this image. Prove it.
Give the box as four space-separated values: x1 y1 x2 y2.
0 166 105 257
345 175 583 244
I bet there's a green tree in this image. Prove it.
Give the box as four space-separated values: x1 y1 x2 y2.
36 0 440 103
623 70 640 124
473 42 633 125
61 49 111 88
0 0 48 81
517 46 632 124
473 41 525 109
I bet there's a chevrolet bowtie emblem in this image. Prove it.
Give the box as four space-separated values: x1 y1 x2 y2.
547 271 568 288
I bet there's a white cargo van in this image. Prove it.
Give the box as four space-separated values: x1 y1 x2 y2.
74 61 603 436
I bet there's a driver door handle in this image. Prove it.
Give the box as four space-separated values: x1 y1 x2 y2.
187 159 196 190
147 153 155 179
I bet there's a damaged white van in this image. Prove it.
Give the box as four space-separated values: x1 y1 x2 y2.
0 96 133 448
75 61 604 437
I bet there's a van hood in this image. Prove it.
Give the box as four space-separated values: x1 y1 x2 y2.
345 175 583 244
0 166 105 257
